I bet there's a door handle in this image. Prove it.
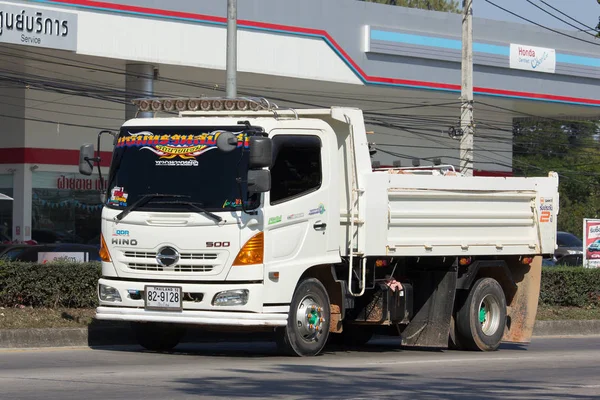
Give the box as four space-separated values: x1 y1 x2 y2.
313 222 327 230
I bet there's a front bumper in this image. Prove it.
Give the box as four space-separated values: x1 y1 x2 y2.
96 306 287 326
96 278 288 327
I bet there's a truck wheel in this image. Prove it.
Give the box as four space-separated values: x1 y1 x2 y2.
131 322 186 352
456 277 507 351
276 278 331 356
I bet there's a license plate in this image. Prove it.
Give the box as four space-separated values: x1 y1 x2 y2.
144 285 182 311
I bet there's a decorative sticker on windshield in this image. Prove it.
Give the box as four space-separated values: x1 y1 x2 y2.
115 131 249 167
108 186 129 207
222 198 243 209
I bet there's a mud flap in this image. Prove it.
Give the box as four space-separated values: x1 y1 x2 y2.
400 268 457 348
502 256 542 344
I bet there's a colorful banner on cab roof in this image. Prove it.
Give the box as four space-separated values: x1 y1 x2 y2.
583 218 600 268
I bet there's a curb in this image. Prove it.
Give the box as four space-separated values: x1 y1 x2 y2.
530 319 600 337
0 322 276 349
2 319 599 349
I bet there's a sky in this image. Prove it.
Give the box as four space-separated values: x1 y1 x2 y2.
474 0 598 32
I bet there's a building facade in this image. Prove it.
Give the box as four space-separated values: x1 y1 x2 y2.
1 0 599 242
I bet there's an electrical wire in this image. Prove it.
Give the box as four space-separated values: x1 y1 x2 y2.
524 0 599 38
0 112 113 131
1 37 599 175
538 0 599 33
482 0 600 47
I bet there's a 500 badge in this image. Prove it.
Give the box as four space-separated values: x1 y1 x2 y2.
206 241 230 248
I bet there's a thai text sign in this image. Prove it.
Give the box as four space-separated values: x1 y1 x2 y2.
0 1 77 51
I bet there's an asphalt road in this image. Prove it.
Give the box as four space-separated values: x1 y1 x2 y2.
1 336 599 400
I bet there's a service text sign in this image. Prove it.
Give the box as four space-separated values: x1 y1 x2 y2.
509 43 556 74
583 219 600 268
0 1 77 51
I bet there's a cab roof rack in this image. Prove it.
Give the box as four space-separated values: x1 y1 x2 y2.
131 96 279 114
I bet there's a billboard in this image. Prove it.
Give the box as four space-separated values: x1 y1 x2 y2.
583 219 600 268
509 43 556 74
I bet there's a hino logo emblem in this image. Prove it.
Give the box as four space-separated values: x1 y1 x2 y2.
156 246 179 267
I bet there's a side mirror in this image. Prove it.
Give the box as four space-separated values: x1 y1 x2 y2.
249 136 272 169
247 169 271 194
79 144 95 176
216 131 238 152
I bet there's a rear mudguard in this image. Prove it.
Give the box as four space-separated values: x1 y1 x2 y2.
502 256 542 344
400 268 457 348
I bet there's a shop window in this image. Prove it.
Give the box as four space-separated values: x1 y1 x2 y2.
0 189 12 242
0 173 13 242
32 172 104 245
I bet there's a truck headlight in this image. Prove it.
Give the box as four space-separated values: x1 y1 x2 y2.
99 284 122 302
212 289 249 306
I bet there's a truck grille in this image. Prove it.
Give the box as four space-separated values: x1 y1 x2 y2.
127 263 214 272
122 251 219 273
123 251 218 260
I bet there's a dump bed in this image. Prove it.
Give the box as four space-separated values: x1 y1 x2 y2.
356 168 559 257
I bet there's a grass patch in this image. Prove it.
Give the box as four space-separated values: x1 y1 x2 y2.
0 307 96 329
0 305 599 330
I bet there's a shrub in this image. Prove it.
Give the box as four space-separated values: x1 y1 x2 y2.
540 266 600 307
1 261 599 309
0 261 101 308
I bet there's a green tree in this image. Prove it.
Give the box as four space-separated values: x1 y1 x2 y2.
513 119 600 236
361 0 461 13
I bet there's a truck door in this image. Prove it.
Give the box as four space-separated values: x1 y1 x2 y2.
262 129 337 299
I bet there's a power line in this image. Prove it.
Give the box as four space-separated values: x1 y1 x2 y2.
3 38 600 168
0 112 113 131
482 0 600 47
525 0 598 38
538 0 598 33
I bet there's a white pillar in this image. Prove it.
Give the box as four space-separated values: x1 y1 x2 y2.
0 60 26 241
125 63 155 120
12 165 33 241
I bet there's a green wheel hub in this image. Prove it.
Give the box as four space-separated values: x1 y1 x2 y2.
478 294 501 336
479 304 487 324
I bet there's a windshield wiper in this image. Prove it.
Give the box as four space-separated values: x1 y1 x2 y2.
114 194 189 221
150 200 223 223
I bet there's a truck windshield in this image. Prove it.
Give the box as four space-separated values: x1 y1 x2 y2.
104 125 260 213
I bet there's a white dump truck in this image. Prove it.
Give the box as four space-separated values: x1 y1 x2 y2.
79 97 558 356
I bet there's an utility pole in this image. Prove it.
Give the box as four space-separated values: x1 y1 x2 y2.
460 0 474 176
226 0 237 98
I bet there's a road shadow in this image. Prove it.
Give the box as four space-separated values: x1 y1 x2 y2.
171 362 597 400
86 324 529 358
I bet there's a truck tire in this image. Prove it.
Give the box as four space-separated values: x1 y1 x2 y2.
131 322 186 352
455 277 507 351
275 278 331 357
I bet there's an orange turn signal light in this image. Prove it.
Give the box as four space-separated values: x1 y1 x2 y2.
521 256 534 265
233 232 264 266
459 257 472 266
99 234 112 262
